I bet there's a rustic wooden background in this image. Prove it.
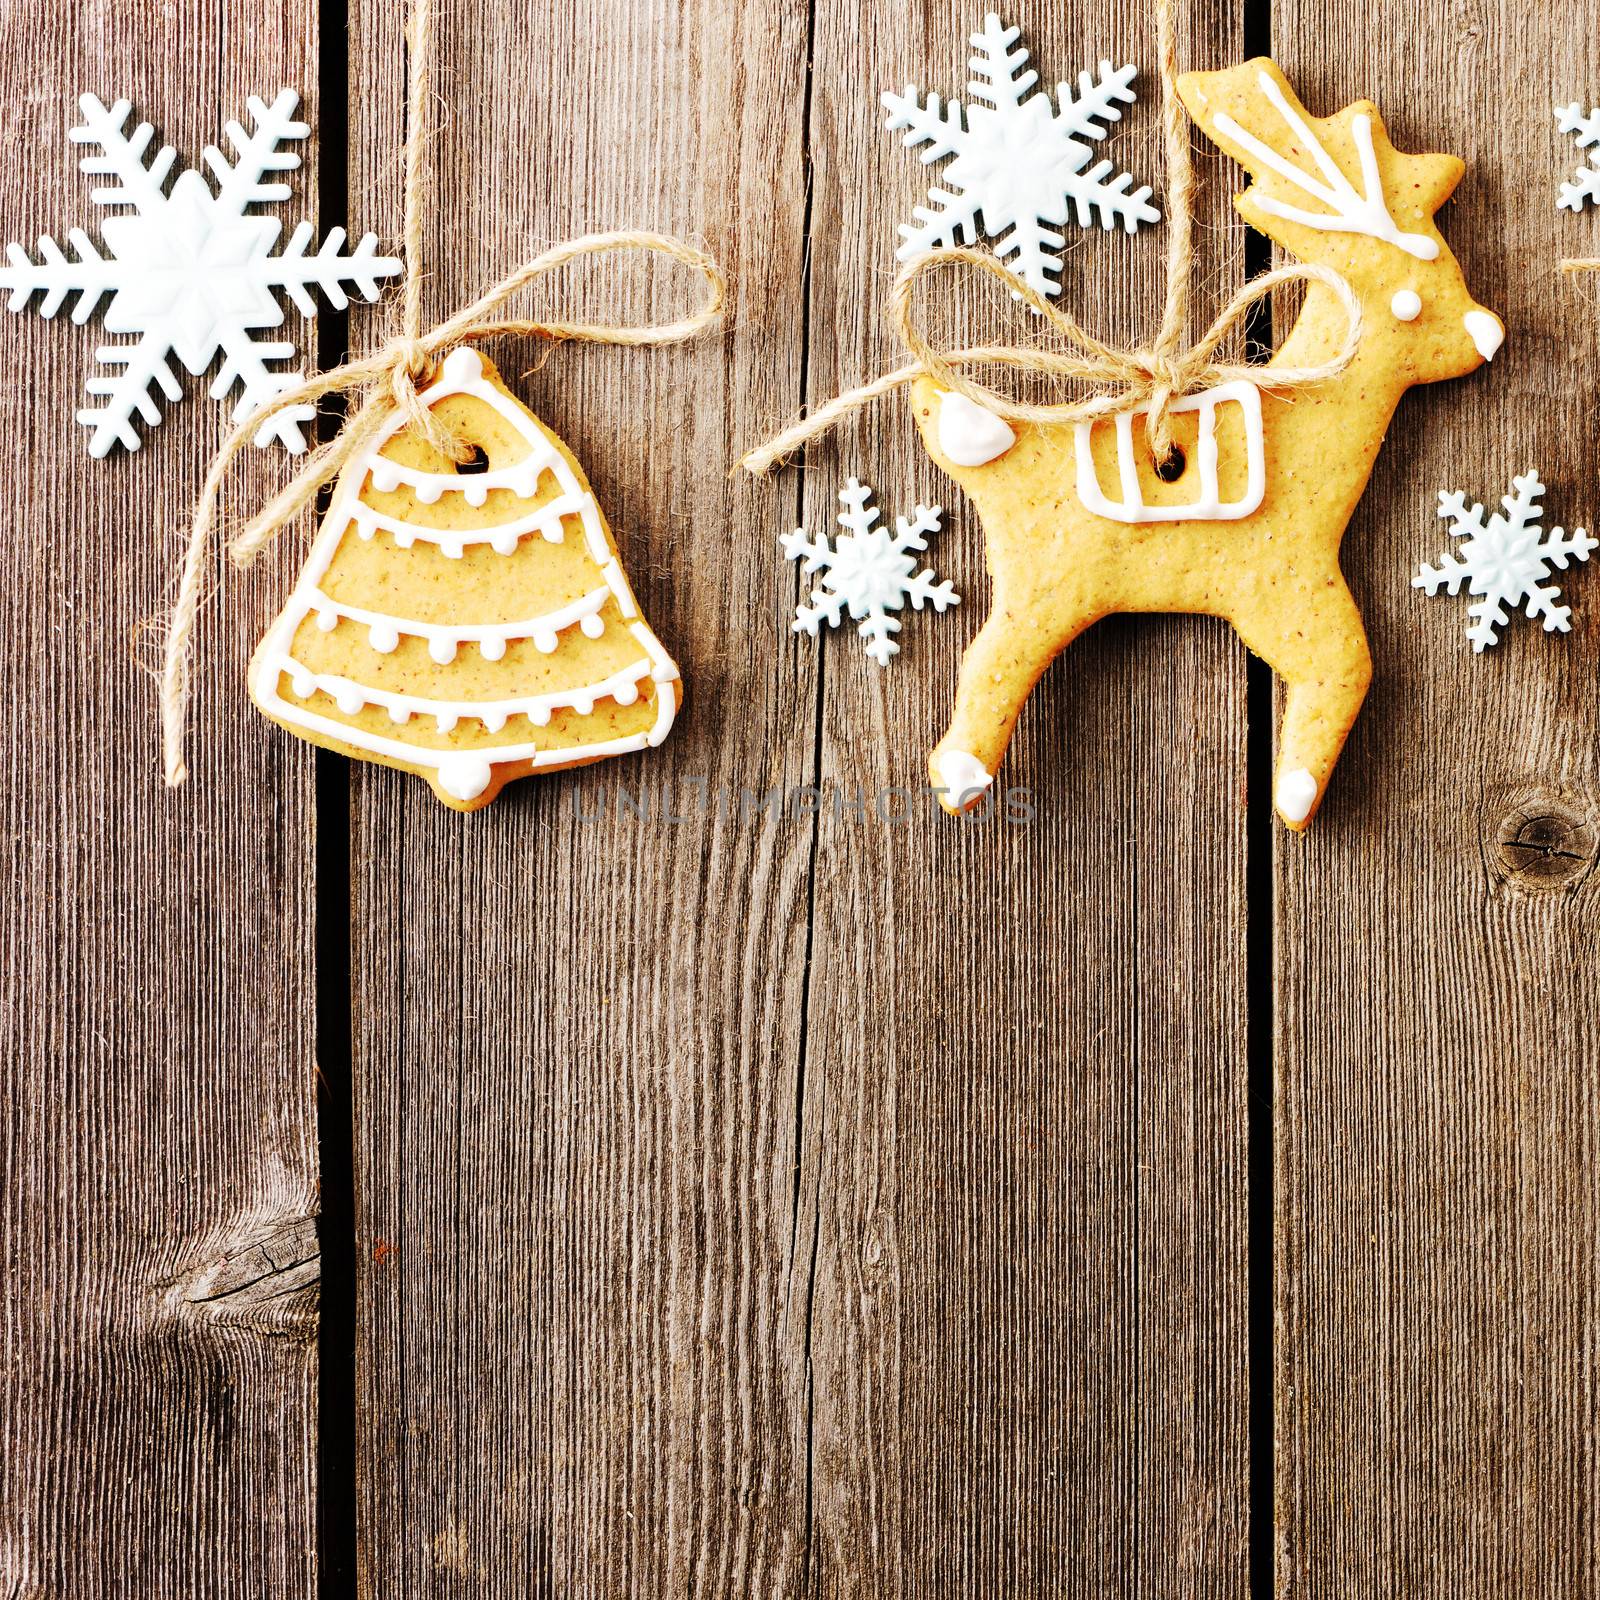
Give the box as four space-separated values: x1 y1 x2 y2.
2 0 1596 1595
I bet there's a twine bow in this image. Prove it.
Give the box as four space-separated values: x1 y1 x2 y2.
160 0 725 787
739 0 1363 477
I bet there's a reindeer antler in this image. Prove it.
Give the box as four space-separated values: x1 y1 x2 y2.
1214 71 1437 258
1179 62 1461 263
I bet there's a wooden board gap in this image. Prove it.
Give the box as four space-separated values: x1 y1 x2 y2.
313 0 359 1592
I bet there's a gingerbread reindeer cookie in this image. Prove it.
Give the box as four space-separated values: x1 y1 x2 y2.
249 348 680 810
912 60 1503 829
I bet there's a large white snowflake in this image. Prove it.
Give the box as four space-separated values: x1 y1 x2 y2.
1556 101 1600 212
1414 469 1595 652
0 89 401 456
782 479 958 666
882 12 1159 300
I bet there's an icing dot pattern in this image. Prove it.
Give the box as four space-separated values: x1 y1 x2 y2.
1391 288 1422 321
250 349 680 805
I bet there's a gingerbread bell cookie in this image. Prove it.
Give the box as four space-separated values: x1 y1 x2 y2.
249 348 681 810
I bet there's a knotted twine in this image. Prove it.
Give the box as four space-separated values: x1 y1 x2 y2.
739 0 1363 477
159 0 725 786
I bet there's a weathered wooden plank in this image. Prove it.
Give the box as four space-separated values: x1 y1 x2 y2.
0 2 320 1596
795 2 1251 1593
345 0 815 1591
1274 3 1600 1593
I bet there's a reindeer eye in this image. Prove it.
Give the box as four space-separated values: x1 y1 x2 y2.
1391 289 1423 322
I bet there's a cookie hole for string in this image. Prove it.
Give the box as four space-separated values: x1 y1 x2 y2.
1153 444 1187 483
454 444 490 475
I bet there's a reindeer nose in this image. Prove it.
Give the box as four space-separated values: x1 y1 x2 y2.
1464 309 1505 362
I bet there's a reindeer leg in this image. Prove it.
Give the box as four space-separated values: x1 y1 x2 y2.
930 595 1095 814
1229 574 1373 832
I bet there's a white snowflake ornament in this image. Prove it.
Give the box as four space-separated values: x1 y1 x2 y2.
883 13 1159 300
0 90 401 456
1557 101 1600 212
1414 470 1595 652
782 479 958 666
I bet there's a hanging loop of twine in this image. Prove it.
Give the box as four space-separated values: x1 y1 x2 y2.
739 246 1362 477
158 0 726 790
740 0 1363 477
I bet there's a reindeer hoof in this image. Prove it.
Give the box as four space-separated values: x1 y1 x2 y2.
1275 766 1319 828
932 748 995 814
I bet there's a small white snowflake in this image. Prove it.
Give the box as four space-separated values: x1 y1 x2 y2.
0 90 401 456
1414 469 1595 652
883 12 1159 300
782 479 958 666
1557 101 1600 212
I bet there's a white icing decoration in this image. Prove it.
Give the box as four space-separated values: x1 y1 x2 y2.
251 346 677 786
934 748 994 808
627 620 680 685
350 492 582 551
1276 767 1318 824
600 560 640 617
1414 469 1595 652
1212 71 1440 260
253 674 676 776
1390 288 1422 321
882 15 1159 300
1075 379 1265 524
428 637 457 665
315 608 337 632
1463 310 1504 361
936 391 1017 466
0 89 401 457
438 755 493 802
781 479 958 666
272 656 658 730
304 582 611 656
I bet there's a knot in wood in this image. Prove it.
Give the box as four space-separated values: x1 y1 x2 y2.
174 1212 320 1340
1491 799 1596 891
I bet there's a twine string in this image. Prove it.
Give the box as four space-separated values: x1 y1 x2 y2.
740 0 1363 477
159 0 725 788
390 0 469 462
1147 0 1193 456
740 248 1362 476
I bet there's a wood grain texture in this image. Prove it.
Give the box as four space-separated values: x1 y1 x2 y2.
1272 2 1600 1593
343 0 1252 1594
11 1 1597 1594
0 2 320 1597
345 0 816 1593
795 3 1251 1594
